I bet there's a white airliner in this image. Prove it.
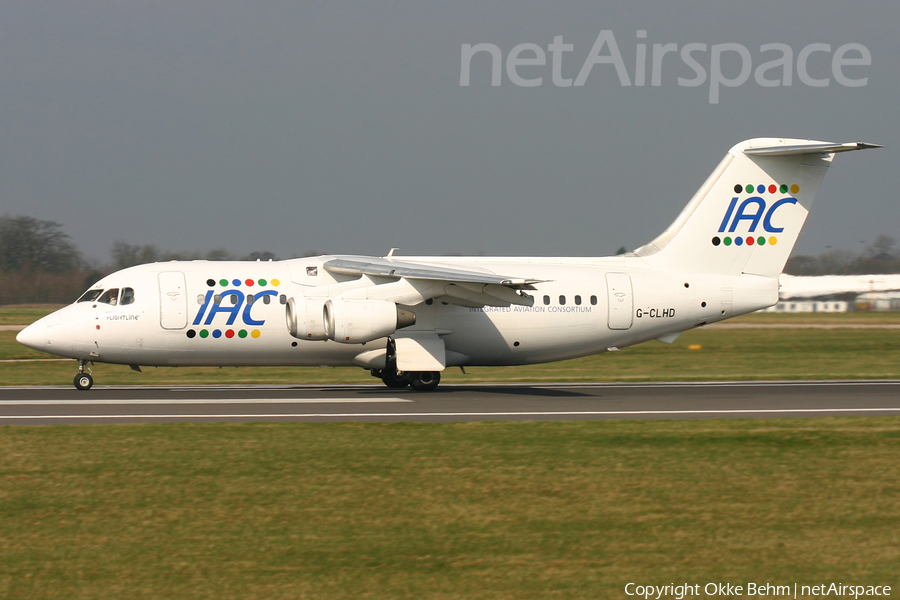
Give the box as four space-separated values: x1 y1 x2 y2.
17 138 879 390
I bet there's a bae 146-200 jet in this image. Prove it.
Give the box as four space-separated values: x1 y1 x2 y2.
17 138 880 390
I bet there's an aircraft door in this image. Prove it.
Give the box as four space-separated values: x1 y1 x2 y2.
159 272 188 330
606 273 633 330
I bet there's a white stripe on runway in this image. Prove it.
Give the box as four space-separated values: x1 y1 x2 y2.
3 407 900 420
0 398 411 406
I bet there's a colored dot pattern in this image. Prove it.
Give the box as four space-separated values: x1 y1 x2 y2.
207 278 280 287
712 236 779 247
733 182 799 195
187 328 262 339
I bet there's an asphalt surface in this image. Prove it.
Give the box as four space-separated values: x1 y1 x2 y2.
1 380 899 425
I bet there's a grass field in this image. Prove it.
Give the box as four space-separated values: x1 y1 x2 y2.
0 304 62 326
2 307 899 598
1 418 898 599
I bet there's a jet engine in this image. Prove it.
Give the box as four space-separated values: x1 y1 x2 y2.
285 297 329 340
324 298 416 344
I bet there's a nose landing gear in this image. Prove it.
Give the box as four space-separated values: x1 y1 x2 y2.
74 360 94 390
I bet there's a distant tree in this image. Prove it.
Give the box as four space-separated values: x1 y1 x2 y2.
785 234 900 275
784 255 821 275
867 234 896 260
615 246 628 255
0 215 82 273
83 269 105 289
817 249 856 274
110 241 161 270
243 251 278 261
853 234 900 273
162 250 202 261
204 248 235 261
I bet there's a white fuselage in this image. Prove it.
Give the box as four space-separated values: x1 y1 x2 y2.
18 255 778 369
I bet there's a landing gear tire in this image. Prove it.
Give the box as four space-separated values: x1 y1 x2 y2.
409 371 440 392
381 370 409 389
74 373 94 391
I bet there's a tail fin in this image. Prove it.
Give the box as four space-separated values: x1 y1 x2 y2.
634 138 880 277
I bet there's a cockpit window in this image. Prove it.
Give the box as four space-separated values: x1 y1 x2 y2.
78 289 103 303
77 287 135 305
98 288 120 305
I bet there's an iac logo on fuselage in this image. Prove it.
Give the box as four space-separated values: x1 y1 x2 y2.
711 183 799 247
186 277 283 340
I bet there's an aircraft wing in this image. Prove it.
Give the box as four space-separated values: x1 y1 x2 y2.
321 255 544 308
323 256 543 289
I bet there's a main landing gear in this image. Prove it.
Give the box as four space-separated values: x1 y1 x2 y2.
372 369 441 391
372 338 442 391
74 360 94 391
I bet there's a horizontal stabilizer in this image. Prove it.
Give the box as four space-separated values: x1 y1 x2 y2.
743 141 882 157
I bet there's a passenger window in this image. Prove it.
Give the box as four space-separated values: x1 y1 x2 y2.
121 288 135 305
590 295 597 305
214 294 221 304
78 289 103 303
559 295 566 305
197 294 206 305
263 294 271 305
280 295 287 305
230 295 239 306
575 295 582 305
98 289 120 305
543 295 550 306
247 294 255 305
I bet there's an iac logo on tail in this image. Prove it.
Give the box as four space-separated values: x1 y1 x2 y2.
711 183 799 247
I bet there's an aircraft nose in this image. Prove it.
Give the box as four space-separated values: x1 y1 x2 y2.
16 322 48 351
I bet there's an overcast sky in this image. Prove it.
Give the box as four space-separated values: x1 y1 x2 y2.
0 1 896 264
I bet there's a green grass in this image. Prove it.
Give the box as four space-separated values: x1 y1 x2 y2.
0 419 898 599
3 304 899 598
0 304 63 326
730 310 900 324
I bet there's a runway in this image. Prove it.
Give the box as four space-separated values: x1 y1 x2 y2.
2 380 900 425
